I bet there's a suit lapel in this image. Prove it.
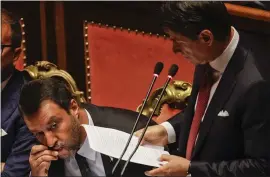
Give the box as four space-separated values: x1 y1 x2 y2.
1 70 24 125
192 45 247 158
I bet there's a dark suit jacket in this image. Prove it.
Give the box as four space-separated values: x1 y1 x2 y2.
49 103 155 177
168 42 270 177
1 70 36 177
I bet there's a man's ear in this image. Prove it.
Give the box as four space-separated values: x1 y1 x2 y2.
69 99 79 118
13 47 22 62
198 30 213 46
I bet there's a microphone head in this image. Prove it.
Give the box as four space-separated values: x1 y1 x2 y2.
154 62 164 75
168 64 179 77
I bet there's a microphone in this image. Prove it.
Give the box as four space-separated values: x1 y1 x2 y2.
112 62 164 174
120 64 179 176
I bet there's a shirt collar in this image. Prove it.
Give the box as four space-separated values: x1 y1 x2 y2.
209 27 239 73
1 75 12 91
76 109 96 161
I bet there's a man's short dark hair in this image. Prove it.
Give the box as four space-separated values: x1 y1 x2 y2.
160 1 231 41
1 8 22 49
19 77 80 117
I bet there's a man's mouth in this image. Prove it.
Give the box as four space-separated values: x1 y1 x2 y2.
53 145 64 151
55 147 63 151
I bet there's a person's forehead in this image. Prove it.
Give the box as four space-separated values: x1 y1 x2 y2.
25 101 63 131
28 100 62 120
39 100 63 114
165 29 188 40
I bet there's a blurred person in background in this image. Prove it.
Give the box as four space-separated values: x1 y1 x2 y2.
1 8 36 177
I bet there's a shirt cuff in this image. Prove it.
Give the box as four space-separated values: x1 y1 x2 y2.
160 122 176 144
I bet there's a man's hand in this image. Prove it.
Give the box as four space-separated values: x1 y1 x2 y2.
134 125 169 146
29 145 58 176
145 155 190 176
1 163 5 172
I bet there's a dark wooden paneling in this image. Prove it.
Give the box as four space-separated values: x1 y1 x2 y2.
40 1 47 61
54 2 67 70
45 1 57 64
2 1 269 93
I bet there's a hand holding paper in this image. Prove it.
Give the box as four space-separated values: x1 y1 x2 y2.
82 125 169 167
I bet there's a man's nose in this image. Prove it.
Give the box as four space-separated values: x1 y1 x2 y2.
44 131 57 148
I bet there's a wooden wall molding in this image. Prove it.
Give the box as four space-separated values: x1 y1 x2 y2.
40 1 48 61
225 3 270 22
55 1 67 70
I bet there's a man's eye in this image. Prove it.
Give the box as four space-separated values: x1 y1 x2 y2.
51 122 57 129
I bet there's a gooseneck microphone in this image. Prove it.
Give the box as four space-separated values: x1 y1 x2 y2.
120 64 179 176
112 62 164 174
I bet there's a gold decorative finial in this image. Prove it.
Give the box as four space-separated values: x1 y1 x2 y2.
137 80 192 117
24 61 86 103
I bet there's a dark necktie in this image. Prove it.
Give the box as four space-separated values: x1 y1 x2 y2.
75 153 93 177
186 64 219 160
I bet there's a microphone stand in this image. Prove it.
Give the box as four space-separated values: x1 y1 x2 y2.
112 74 159 174
120 75 173 176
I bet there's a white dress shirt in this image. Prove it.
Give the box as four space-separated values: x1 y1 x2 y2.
162 27 240 144
64 109 106 176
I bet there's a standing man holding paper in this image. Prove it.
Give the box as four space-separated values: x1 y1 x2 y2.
135 2 270 177
19 77 154 177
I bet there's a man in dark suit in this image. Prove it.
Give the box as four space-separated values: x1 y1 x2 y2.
19 77 154 177
1 8 36 177
135 2 270 177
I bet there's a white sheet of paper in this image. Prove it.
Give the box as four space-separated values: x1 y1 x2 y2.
143 143 164 151
82 124 169 167
1 129 7 137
